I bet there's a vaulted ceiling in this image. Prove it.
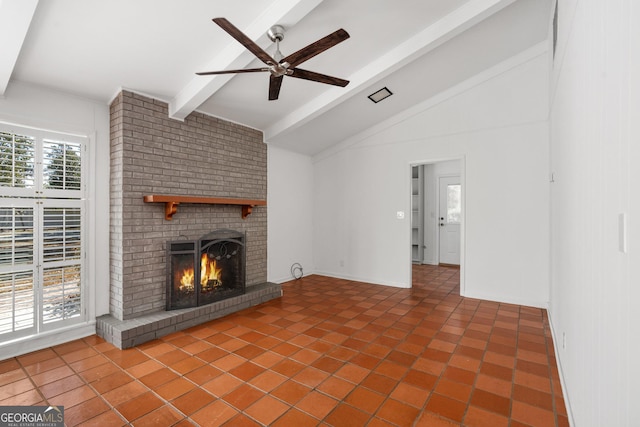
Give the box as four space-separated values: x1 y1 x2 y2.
3 0 552 155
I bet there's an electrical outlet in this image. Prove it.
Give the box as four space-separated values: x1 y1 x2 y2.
339 260 344 267
562 332 566 349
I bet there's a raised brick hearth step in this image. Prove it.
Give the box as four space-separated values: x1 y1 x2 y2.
96 282 281 349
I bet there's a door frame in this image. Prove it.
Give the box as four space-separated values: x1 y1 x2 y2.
408 156 465 295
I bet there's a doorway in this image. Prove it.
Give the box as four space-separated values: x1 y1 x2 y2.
409 159 463 289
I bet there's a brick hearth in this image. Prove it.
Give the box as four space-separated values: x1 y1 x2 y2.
96 282 281 348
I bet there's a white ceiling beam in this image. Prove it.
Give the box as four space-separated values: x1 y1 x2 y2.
264 0 518 141
0 0 39 97
169 0 324 121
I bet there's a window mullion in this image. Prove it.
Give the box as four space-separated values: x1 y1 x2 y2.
33 135 43 331
11 134 15 188
34 202 43 331
35 135 43 196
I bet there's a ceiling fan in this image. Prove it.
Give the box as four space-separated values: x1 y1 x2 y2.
197 18 350 100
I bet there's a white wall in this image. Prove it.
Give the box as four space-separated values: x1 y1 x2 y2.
548 0 640 425
267 146 314 283
0 81 110 356
311 45 550 306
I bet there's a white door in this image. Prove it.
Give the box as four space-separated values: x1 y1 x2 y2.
438 176 461 265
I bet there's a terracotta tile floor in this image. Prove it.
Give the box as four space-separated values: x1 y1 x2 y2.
0 265 568 426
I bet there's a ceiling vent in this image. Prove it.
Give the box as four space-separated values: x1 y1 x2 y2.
368 87 393 103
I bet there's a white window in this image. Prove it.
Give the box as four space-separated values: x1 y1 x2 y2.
0 125 86 342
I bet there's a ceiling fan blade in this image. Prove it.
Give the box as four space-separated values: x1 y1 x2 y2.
289 68 349 87
283 29 350 68
269 75 284 100
212 17 276 65
196 67 269 76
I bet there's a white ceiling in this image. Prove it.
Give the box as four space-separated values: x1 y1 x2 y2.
5 0 552 156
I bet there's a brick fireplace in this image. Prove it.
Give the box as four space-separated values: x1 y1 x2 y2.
97 91 281 348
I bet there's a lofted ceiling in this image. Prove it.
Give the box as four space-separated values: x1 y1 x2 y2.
4 0 552 156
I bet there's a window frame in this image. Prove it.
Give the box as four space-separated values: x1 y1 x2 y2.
0 123 88 342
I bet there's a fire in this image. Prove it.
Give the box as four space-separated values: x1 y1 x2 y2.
179 268 195 292
200 253 222 290
177 254 223 293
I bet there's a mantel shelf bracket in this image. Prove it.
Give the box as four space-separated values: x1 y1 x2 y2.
143 195 266 221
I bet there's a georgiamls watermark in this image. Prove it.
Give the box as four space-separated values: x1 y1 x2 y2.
0 406 64 427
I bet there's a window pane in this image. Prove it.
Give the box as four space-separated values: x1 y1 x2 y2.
43 140 82 190
0 207 34 266
42 265 81 324
0 270 35 334
43 207 81 262
0 132 35 188
447 184 461 224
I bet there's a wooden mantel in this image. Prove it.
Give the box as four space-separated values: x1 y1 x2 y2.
143 195 266 220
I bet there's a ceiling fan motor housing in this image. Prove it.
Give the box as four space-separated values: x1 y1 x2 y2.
267 25 285 43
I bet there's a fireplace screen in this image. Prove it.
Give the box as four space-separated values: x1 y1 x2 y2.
167 229 246 310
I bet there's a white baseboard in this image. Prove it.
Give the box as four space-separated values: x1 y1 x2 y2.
547 313 576 427
312 270 410 289
460 289 549 309
268 271 313 284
